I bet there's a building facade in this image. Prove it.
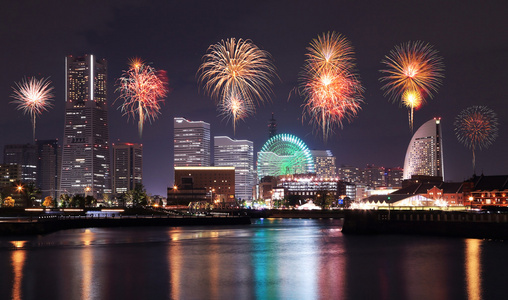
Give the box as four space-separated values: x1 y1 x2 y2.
3 144 37 184
214 136 254 201
36 140 60 199
174 117 210 167
0 164 22 188
174 166 235 205
310 150 337 178
60 54 111 198
112 143 143 194
403 118 444 180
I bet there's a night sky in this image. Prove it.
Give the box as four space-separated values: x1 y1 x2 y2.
1 0 507 196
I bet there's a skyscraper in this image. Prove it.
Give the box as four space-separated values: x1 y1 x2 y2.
268 113 277 138
214 136 254 201
174 117 210 167
310 150 337 177
112 143 143 194
36 139 60 199
403 118 444 180
60 54 111 198
3 144 37 184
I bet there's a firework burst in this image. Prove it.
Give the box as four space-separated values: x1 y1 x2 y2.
198 37 276 132
454 105 499 173
380 41 444 132
217 92 254 132
116 59 169 137
10 77 54 141
300 32 364 141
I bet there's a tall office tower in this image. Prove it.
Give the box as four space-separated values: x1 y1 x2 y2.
310 150 337 177
214 136 254 201
3 144 37 184
0 164 21 188
174 117 210 167
268 113 277 138
112 143 143 194
36 140 60 199
403 118 444 180
60 54 111 198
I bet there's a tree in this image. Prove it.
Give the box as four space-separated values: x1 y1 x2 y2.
59 194 70 208
85 195 96 207
127 183 148 207
71 194 85 208
42 196 54 207
3 196 15 207
17 182 40 207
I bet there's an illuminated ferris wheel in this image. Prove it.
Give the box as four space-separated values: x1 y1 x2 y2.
257 133 315 180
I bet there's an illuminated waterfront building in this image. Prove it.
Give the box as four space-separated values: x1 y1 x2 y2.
174 166 235 205
257 134 315 180
174 117 210 167
310 150 337 177
3 144 37 184
112 143 143 194
403 118 444 180
60 54 111 198
214 136 254 201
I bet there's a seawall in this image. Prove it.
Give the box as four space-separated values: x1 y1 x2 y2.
342 210 508 239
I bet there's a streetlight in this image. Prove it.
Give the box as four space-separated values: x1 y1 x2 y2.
173 185 178 208
85 186 91 197
211 188 215 207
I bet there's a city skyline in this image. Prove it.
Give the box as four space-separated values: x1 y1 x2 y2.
1 1 507 196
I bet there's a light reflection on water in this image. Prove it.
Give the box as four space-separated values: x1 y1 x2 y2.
0 219 505 299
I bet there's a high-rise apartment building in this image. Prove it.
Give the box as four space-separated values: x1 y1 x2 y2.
174 117 210 167
214 136 254 201
60 54 111 198
403 118 444 180
3 144 37 184
310 150 337 177
386 167 404 188
337 165 363 183
112 143 143 194
363 164 386 188
36 140 60 199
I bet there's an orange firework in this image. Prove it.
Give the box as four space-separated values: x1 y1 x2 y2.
402 89 422 132
116 59 169 137
218 91 254 132
380 41 444 132
300 32 364 141
198 37 276 132
10 77 54 141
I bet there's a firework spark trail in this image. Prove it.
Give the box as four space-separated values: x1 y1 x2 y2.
10 77 54 141
454 105 499 173
380 41 444 132
198 38 276 132
300 32 364 141
116 59 169 137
